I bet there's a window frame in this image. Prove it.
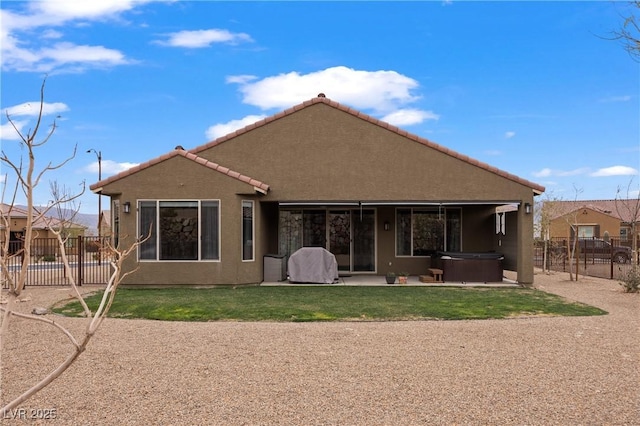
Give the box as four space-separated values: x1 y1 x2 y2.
242 200 254 262
395 207 461 257
137 199 221 262
577 225 595 239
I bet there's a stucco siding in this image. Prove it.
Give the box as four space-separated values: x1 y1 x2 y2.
105 155 265 285
197 104 533 203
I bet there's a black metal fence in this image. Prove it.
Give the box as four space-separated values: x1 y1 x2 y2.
534 236 638 280
2 236 112 287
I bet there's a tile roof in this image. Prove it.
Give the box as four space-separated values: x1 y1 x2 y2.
90 149 270 194
189 96 546 194
544 199 640 222
90 95 544 195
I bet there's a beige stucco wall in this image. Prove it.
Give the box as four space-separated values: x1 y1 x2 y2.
104 155 265 286
199 104 533 203
101 102 538 285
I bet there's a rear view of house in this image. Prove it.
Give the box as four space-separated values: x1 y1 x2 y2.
90 95 544 286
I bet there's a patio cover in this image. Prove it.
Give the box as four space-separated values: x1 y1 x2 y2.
288 247 339 284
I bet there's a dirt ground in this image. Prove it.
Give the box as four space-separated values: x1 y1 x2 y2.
1 269 639 425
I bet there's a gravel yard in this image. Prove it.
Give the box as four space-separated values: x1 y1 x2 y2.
2 270 639 425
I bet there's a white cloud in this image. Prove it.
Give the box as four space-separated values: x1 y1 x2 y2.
4 101 69 118
5 42 131 73
533 165 639 180
0 120 28 141
1 101 69 140
229 66 422 114
43 42 126 64
381 109 439 126
217 66 437 133
28 0 155 22
225 75 257 84
557 168 589 177
532 167 589 178
1 0 154 73
205 115 267 140
590 166 638 177
41 29 63 40
86 159 139 176
598 95 632 103
156 29 253 48
532 168 552 178
504 131 516 139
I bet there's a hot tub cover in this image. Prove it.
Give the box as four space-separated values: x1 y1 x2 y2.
288 247 339 284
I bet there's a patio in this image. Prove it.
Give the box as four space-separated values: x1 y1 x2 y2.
261 271 520 287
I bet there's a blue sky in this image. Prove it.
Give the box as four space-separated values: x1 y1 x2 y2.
1 0 639 216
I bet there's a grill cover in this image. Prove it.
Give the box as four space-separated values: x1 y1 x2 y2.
288 247 339 284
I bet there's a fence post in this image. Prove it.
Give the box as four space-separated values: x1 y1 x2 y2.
77 236 83 286
610 238 614 280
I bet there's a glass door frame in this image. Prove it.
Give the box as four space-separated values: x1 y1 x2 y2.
279 207 377 274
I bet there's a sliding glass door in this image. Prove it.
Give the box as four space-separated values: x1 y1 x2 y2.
329 211 351 271
352 210 375 272
280 208 376 273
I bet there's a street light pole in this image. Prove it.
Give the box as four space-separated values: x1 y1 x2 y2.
87 149 102 265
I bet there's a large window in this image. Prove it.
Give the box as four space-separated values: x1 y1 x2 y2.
242 200 254 261
396 208 461 256
139 200 219 261
577 225 596 238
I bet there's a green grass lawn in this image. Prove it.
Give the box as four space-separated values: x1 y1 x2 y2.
52 286 607 322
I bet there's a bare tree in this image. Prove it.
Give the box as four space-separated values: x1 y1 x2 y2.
610 1 640 61
1 79 144 415
564 187 588 281
545 187 583 281
536 192 567 274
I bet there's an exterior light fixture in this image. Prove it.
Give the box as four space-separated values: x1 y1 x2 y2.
524 203 532 214
123 202 131 214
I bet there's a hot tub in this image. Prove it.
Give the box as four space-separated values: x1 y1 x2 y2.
432 252 504 283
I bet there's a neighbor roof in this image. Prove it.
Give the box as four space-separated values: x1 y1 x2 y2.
0 203 87 230
545 199 640 222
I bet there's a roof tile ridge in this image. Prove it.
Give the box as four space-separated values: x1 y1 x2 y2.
178 150 269 192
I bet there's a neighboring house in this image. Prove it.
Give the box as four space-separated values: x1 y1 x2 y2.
543 199 640 243
0 203 87 254
90 95 544 286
